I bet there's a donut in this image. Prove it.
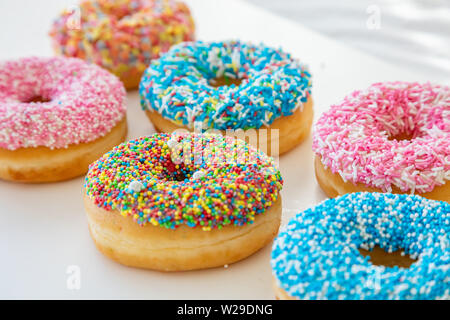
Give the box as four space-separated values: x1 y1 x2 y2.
139 40 313 156
0 56 127 183
271 192 450 300
84 132 283 271
50 0 195 89
313 82 449 202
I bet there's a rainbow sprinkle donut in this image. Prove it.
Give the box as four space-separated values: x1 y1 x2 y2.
139 40 313 155
50 0 195 89
271 192 450 300
84 132 283 271
313 82 449 202
0 56 126 182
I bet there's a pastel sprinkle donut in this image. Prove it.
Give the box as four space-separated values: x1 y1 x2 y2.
84 132 283 271
50 0 195 89
271 192 450 300
139 40 313 155
313 82 449 202
0 56 127 183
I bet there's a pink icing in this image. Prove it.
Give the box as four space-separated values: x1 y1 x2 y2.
312 81 450 193
0 56 126 150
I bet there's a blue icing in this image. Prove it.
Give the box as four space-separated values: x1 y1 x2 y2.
139 40 312 130
271 192 450 300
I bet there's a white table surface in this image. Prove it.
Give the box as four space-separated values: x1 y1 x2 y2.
245 0 450 83
0 0 433 299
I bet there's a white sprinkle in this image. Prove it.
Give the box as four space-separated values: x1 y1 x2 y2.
128 180 144 193
192 170 205 180
167 137 178 148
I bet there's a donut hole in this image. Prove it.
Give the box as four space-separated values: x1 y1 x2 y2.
387 131 415 142
22 95 51 103
165 171 189 182
209 77 243 88
359 246 416 268
159 162 193 182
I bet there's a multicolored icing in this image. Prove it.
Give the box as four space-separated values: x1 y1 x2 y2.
85 133 283 231
0 56 126 150
271 192 450 300
139 40 312 129
313 82 450 194
50 0 195 81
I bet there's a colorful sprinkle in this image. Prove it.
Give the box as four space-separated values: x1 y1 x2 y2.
272 192 450 300
139 40 312 129
312 82 450 194
85 132 283 231
50 0 195 81
0 56 126 150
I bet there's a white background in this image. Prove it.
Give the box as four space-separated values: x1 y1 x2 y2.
246 0 450 83
0 0 436 299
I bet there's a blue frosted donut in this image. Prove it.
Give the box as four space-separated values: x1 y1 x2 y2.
139 40 312 130
271 192 450 300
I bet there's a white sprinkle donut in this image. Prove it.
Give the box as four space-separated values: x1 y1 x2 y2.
0 56 127 183
313 82 449 202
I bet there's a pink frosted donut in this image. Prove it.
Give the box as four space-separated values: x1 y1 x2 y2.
0 56 127 183
313 81 449 202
